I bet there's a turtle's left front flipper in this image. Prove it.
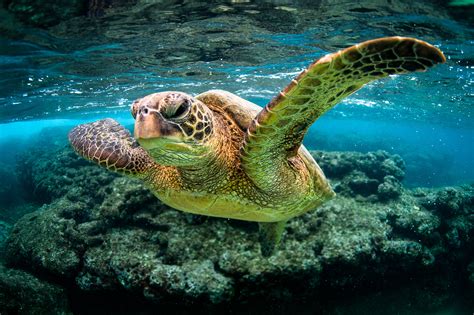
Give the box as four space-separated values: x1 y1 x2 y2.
69 118 154 177
241 37 445 192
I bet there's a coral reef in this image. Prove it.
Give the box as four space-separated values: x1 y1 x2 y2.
0 264 70 314
313 150 405 202
2 142 473 313
16 143 118 204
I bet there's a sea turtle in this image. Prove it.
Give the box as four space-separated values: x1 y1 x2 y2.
69 37 445 256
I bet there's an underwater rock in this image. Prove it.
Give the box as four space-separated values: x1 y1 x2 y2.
5 190 472 307
419 185 474 216
0 162 21 207
5 200 82 278
147 260 234 304
313 150 405 181
345 171 380 197
4 145 474 310
468 261 474 285
0 264 70 314
0 221 11 259
16 144 118 204
418 185 474 252
313 150 404 201
377 175 403 201
6 0 87 27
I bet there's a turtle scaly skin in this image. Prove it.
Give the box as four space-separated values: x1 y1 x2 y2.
69 37 445 256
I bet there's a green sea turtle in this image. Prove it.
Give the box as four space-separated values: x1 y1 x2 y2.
69 37 445 256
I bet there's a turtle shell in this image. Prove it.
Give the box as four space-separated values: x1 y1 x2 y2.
196 89 324 193
196 90 261 131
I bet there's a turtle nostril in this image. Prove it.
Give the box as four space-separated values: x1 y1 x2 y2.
143 107 149 115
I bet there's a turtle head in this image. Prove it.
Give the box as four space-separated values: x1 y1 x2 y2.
132 92 214 166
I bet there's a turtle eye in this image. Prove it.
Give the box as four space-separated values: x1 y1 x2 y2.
174 101 189 117
162 99 191 120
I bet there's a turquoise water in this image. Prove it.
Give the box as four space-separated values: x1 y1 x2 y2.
0 1 473 314
0 1 472 188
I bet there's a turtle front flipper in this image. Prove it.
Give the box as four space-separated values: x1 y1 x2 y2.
69 118 154 177
241 37 445 192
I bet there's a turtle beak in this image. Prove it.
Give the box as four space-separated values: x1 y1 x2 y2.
134 109 182 144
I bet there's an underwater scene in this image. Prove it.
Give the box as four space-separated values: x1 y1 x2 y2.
0 0 473 314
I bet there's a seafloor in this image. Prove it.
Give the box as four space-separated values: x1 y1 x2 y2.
0 127 472 314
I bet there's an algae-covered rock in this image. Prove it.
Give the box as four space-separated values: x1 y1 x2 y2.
5 199 83 277
313 150 405 181
418 185 474 254
0 264 71 314
5 145 474 311
6 0 86 27
420 185 474 216
313 150 405 201
468 261 474 285
147 260 234 304
0 221 11 259
16 144 118 204
378 175 403 201
0 162 21 207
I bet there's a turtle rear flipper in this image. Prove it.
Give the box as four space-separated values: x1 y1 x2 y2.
241 37 445 192
69 118 154 176
258 221 287 257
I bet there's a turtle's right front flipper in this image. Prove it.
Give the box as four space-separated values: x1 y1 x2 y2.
241 37 445 193
68 118 154 177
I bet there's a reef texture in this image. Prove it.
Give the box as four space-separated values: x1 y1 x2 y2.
313 150 405 202
0 264 70 314
2 144 473 313
4 0 87 27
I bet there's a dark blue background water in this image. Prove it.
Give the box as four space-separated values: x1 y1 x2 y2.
0 0 472 188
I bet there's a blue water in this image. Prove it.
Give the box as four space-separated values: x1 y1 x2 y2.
0 2 472 189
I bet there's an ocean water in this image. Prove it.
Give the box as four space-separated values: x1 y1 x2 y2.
0 0 473 314
0 1 472 188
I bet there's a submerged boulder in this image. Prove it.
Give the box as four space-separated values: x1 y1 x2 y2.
377 175 403 201
0 264 70 314
16 144 117 204
0 162 21 207
313 150 405 201
3 144 473 312
5 0 87 27
6 199 83 278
